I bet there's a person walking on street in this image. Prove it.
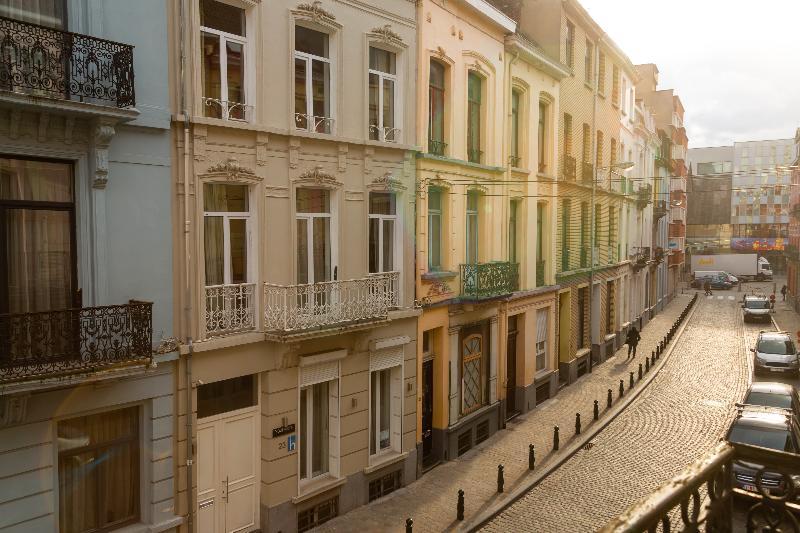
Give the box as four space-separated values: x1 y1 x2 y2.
704 279 712 296
781 284 788 301
626 326 641 359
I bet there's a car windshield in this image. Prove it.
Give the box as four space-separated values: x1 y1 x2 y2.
746 300 770 310
744 391 792 409
728 425 794 452
757 338 795 355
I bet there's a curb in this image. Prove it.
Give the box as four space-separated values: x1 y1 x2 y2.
463 294 700 532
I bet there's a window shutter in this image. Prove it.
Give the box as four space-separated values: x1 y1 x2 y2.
300 361 339 387
370 346 404 372
537 309 548 344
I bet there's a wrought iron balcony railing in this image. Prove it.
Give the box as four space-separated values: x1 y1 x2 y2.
263 272 399 334
582 162 594 184
508 154 521 168
369 125 401 143
600 441 800 532
202 97 253 122
563 155 576 180
460 262 519 300
294 112 334 134
536 260 546 287
561 249 570 272
653 200 668 219
205 283 256 337
630 246 650 271
580 245 589 269
0 301 152 384
0 16 135 107
635 184 652 210
428 139 447 156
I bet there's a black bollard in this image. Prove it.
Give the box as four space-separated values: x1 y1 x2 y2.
497 464 504 493
593 399 599 420
645 357 650 372
553 425 560 451
457 489 465 521
629 371 634 389
651 350 655 361
638 363 643 380
575 413 581 435
607 388 613 408
619 379 624 398
406 518 413 533
653 351 657 364
529 444 535 470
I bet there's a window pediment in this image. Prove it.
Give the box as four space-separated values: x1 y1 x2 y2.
293 165 342 188
368 25 407 51
431 46 454 66
463 51 496 76
199 158 261 184
293 1 341 31
369 173 406 193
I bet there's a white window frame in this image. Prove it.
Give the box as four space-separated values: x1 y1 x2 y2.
466 190 480 264
299 379 338 483
295 188 336 284
368 192 397 274
368 363 403 459
203 185 253 287
200 2 250 121
536 310 548 372
294 27 334 134
428 188 443 271
368 47 400 143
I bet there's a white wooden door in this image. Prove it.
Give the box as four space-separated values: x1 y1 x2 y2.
197 410 259 533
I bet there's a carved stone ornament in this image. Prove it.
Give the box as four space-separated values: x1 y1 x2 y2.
296 1 335 21
371 24 403 45
369 172 406 192
417 280 453 306
0 394 29 428
154 336 180 355
295 165 341 187
92 121 116 189
435 46 446 59
205 157 260 182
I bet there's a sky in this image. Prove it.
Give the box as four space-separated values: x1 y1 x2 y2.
579 0 800 148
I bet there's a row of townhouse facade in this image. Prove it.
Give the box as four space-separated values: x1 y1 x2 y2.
0 1 687 532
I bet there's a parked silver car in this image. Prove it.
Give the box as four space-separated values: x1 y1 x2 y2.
751 331 800 377
742 295 772 323
742 382 799 415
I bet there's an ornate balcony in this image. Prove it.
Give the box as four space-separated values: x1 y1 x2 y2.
294 112 334 134
508 154 521 168
460 262 519 300
263 272 399 334
369 125 400 143
0 302 153 384
202 97 253 122
204 283 256 337
630 247 650 271
600 441 800 532
468 148 484 164
563 155 576 180
0 16 135 107
653 200 668 219
635 184 652 210
428 139 447 156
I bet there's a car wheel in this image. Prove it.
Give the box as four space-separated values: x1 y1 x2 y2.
757 274 765 281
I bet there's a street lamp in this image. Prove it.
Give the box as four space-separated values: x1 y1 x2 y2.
588 161 635 373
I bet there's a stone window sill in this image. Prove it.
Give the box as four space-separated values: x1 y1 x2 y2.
293 475 346 504
365 450 408 474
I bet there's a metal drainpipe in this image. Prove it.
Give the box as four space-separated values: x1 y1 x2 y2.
179 0 195 530
588 35 603 373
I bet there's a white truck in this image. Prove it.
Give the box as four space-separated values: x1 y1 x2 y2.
690 253 773 281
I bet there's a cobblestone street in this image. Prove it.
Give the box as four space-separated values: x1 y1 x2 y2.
484 291 760 531
317 294 694 533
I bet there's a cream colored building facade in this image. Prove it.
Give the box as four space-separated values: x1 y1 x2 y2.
168 1 418 531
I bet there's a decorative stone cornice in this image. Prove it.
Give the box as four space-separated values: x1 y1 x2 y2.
92 120 116 189
371 24 403 45
201 157 261 183
417 280 453 306
296 1 335 22
294 165 342 188
369 172 407 192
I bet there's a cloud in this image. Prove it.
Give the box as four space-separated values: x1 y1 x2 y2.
579 0 800 147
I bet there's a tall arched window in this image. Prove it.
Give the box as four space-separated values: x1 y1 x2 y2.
428 60 446 155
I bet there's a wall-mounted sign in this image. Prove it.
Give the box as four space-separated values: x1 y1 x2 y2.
272 423 295 438
288 434 296 452
731 237 784 251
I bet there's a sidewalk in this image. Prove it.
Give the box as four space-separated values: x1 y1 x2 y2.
319 293 693 533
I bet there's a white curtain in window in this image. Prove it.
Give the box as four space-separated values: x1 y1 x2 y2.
0 0 66 28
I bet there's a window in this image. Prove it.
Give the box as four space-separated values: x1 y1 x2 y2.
370 363 401 456
296 188 332 284
428 189 443 270
369 47 398 142
197 375 256 418
608 206 615 247
509 199 519 264
564 113 573 156
565 21 575 68
204 183 250 287
368 470 402 502
610 138 617 169
598 53 606 95
200 0 247 120
300 380 332 480
580 202 589 266
461 334 485 414
298 496 338 532
0 157 75 314
538 100 547 173
510 89 521 167
536 309 548 371
577 287 587 349
582 123 591 163
560 199 570 271
295 26 332 133
536 202 545 281
0 0 66 28
368 192 396 274
428 60 446 155
58 407 140 533
466 190 479 263
467 72 483 163
621 77 627 113
584 40 593 84
594 209 601 250
612 65 620 107
596 130 604 169
606 281 615 334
